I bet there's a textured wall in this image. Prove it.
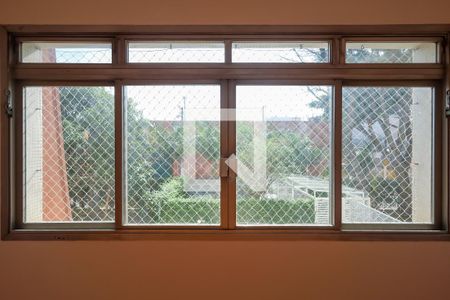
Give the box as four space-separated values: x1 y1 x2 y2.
1 1 450 299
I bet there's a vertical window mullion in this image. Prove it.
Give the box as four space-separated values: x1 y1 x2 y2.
114 36 127 65
14 83 24 230
115 81 124 229
227 80 237 229
332 38 341 65
339 38 346 65
333 80 343 229
224 40 232 64
0 27 10 238
220 80 229 229
433 83 444 229
446 33 450 231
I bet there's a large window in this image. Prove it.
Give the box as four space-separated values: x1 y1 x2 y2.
1 26 448 240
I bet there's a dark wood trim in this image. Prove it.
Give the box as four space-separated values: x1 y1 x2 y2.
15 36 115 42
14 83 23 229
15 80 115 86
234 79 336 85
333 81 342 229
332 37 341 65
224 40 232 64
227 80 237 229
124 36 334 41
434 84 444 228
443 34 450 232
5 25 450 35
14 63 444 69
220 80 229 229
116 37 126 65
12 67 445 81
18 223 114 230
342 80 440 87
0 27 10 239
116 225 222 230
120 79 222 85
342 36 443 43
114 81 123 228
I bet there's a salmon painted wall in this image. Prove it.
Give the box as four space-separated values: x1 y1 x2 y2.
0 0 449 25
1 1 450 299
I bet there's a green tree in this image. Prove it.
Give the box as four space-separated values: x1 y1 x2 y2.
60 87 115 220
304 48 415 221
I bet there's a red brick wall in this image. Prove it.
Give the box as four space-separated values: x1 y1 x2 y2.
41 49 72 221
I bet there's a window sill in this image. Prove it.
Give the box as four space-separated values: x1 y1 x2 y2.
3 228 450 241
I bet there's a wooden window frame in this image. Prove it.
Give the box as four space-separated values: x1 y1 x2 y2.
0 25 449 241
16 37 115 65
341 36 444 65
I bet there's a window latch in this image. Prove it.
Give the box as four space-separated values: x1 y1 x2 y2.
4 90 12 118
220 155 237 178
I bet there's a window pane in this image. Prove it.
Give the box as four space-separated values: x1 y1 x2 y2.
23 86 115 223
342 87 433 224
346 42 438 63
232 42 329 63
125 85 221 225
236 85 332 225
21 42 112 63
128 42 225 63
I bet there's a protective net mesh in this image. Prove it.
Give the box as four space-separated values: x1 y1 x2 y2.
342 87 432 223
21 43 112 63
232 43 329 63
236 86 332 225
24 86 115 222
125 85 221 224
128 42 224 63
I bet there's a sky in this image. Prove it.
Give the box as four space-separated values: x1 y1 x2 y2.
48 44 330 122
125 85 329 122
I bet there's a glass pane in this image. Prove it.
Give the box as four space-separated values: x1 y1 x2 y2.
23 86 115 223
125 85 221 225
232 42 329 63
21 42 112 63
236 85 332 225
342 87 433 224
128 42 225 63
346 42 438 63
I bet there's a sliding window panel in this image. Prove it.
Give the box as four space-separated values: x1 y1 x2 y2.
124 85 221 225
232 42 330 63
342 87 434 224
23 86 115 223
128 42 225 63
236 85 333 225
345 42 438 64
21 42 112 64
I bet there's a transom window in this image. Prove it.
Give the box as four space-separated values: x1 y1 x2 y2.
1 26 448 240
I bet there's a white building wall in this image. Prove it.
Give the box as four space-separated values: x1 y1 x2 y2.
23 48 43 222
24 63 44 222
410 45 434 223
